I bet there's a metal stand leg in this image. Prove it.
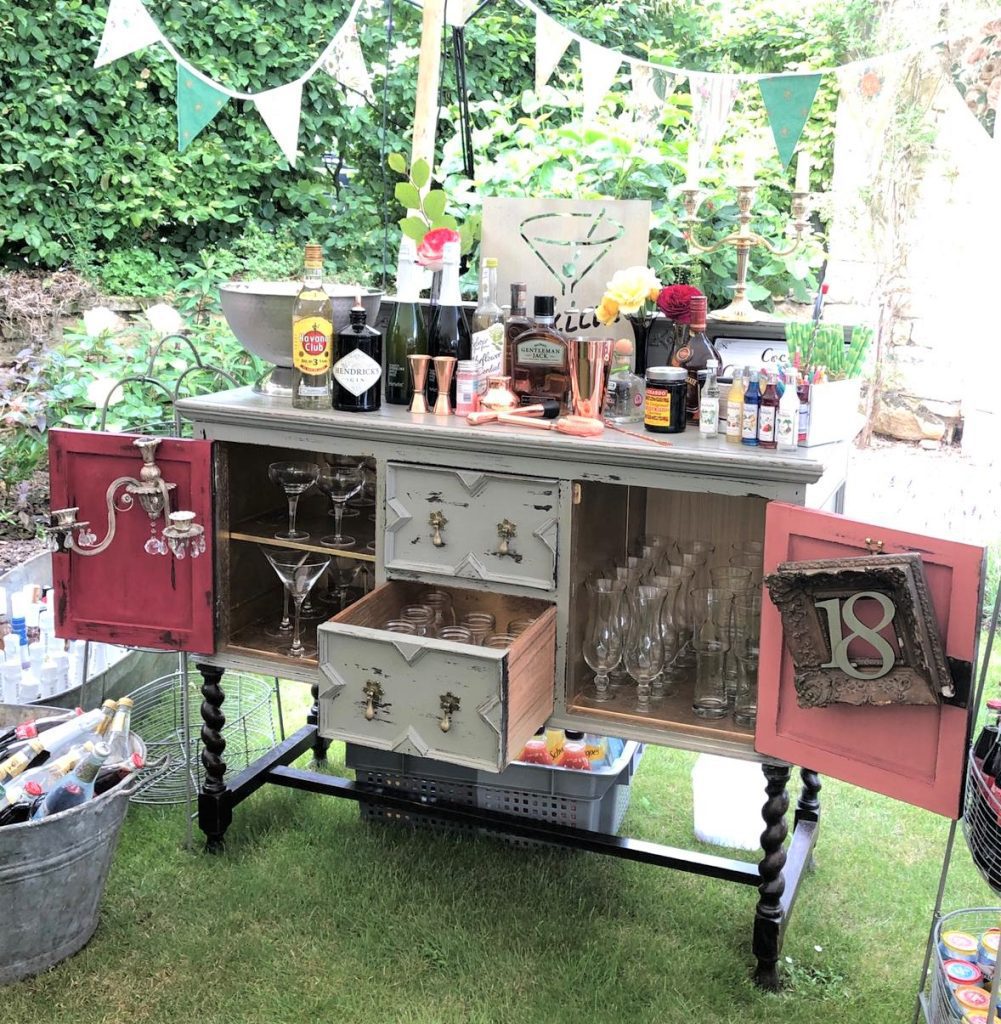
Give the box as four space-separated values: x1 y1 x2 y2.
308 678 330 761
179 655 194 851
273 676 286 741
196 663 231 853
753 762 791 991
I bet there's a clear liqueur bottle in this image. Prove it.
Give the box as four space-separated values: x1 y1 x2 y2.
469 257 504 399
509 295 570 411
426 239 470 408
333 302 383 412
384 236 428 406
291 244 334 410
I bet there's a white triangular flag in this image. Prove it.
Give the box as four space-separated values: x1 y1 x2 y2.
631 63 677 126
834 59 908 169
688 71 741 154
324 20 374 106
255 81 303 167
580 39 622 124
95 0 162 68
534 11 573 92
444 0 477 27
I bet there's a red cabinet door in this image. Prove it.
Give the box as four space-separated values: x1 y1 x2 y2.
49 429 215 653
757 502 984 818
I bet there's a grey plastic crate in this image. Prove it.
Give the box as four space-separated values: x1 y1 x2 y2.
346 741 642 845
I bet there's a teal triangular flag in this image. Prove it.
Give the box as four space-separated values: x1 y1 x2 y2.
758 73 821 168
176 64 229 152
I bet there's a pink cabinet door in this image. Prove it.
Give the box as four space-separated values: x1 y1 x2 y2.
48 429 215 653
757 502 984 818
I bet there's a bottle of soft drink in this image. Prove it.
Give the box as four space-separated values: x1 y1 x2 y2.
557 731 591 771
518 728 554 765
32 743 110 820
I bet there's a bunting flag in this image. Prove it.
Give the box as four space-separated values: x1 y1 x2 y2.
834 59 909 166
324 21 374 106
176 65 229 152
444 0 479 28
94 0 162 69
758 73 821 167
688 72 742 153
631 65 677 125
535 11 574 92
580 40 622 123
255 81 304 167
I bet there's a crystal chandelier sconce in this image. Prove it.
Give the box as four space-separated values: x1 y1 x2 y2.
46 436 203 559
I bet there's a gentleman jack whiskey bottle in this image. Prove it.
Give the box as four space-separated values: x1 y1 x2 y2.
292 244 334 410
509 295 571 411
333 302 382 412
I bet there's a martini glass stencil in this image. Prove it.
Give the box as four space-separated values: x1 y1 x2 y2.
259 546 331 658
519 210 624 299
268 461 320 541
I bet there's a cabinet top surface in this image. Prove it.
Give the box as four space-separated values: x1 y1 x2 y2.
177 386 839 485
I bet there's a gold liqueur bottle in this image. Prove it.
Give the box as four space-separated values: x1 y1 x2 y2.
292 244 334 410
509 296 570 411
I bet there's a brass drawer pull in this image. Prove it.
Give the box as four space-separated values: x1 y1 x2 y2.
429 510 448 548
439 691 460 733
362 679 384 721
495 518 522 562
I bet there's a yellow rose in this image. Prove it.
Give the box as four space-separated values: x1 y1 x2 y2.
604 266 662 315
595 295 620 325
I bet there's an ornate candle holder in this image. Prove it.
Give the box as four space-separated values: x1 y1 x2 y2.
680 185 811 322
408 355 431 414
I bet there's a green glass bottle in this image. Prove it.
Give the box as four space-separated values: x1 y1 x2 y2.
384 236 428 405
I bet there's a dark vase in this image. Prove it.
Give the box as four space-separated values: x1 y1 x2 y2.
627 314 690 375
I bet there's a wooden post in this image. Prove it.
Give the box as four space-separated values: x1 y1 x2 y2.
411 0 446 173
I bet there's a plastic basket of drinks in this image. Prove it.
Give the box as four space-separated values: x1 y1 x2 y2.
345 736 642 847
0 702 149 984
127 669 277 805
923 906 1001 1024
963 754 1001 895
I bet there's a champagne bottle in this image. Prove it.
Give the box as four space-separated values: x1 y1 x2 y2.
333 302 383 412
0 780 43 826
32 743 109 820
291 244 334 410
384 236 428 405
0 738 45 784
0 708 78 753
105 696 134 762
426 240 470 407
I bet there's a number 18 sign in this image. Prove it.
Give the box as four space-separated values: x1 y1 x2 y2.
765 552 954 710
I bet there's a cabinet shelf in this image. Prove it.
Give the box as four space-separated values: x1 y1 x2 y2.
227 508 376 563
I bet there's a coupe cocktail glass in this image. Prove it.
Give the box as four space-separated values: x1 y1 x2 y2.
317 460 363 549
268 461 320 541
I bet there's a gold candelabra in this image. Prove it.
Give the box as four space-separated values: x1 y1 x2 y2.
681 184 811 323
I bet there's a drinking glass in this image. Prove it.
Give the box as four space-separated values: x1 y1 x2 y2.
422 590 456 631
349 462 377 508
733 591 762 727
507 617 536 637
729 551 764 588
439 626 473 644
383 620 417 634
690 587 730 719
268 461 320 541
328 556 362 612
317 461 363 549
259 546 331 658
710 565 753 703
610 565 644 686
263 588 293 639
656 564 695 668
484 633 516 649
400 604 435 636
460 612 495 645
648 574 684 694
672 540 716 588
624 585 667 715
582 577 624 703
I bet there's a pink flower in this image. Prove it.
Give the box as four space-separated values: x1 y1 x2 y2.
416 227 460 271
655 284 704 323
967 45 989 64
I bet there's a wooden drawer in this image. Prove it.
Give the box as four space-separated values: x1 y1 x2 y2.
316 581 556 772
384 463 559 591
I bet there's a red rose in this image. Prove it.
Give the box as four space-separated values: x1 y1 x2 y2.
416 227 460 271
656 284 704 323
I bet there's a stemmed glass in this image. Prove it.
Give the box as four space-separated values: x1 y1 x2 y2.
624 585 667 714
268 462 320 541
582 578 624 703
317 458 363 549
328 556 362 612
710 565 753 703
349 462 376 508
648 574 684 697
259 546 331 658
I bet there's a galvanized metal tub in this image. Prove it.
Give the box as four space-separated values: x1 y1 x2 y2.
0 703 145 984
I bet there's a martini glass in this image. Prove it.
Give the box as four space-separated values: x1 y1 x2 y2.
268 461 320 541
318 461 363 548
259 546 331 658
349 461 376 508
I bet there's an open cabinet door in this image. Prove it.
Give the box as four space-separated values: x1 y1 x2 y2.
757 502 984 818
49 429 215 653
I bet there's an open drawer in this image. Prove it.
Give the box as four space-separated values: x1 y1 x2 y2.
316 581 556 772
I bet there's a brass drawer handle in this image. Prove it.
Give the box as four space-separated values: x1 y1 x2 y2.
362 679 384 721
429 510 448 548
439 692 460 733
495 518 522 562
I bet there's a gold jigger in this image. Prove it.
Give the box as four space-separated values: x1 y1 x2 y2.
568 339 613 420
408 355 431 414
432 356 456 416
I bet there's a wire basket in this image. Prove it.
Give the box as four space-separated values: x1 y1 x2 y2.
127 669 277 805
926 907 1001 1024
963 755 1001 894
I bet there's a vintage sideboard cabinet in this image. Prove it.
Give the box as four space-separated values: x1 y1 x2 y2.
46 388 984 988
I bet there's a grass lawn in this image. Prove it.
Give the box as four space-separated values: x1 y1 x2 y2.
4 652 1000 1024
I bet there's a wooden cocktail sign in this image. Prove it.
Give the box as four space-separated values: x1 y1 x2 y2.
765 552 954 709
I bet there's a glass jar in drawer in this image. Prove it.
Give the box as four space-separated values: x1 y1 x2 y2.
383 463 559 591
316 580 556 772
